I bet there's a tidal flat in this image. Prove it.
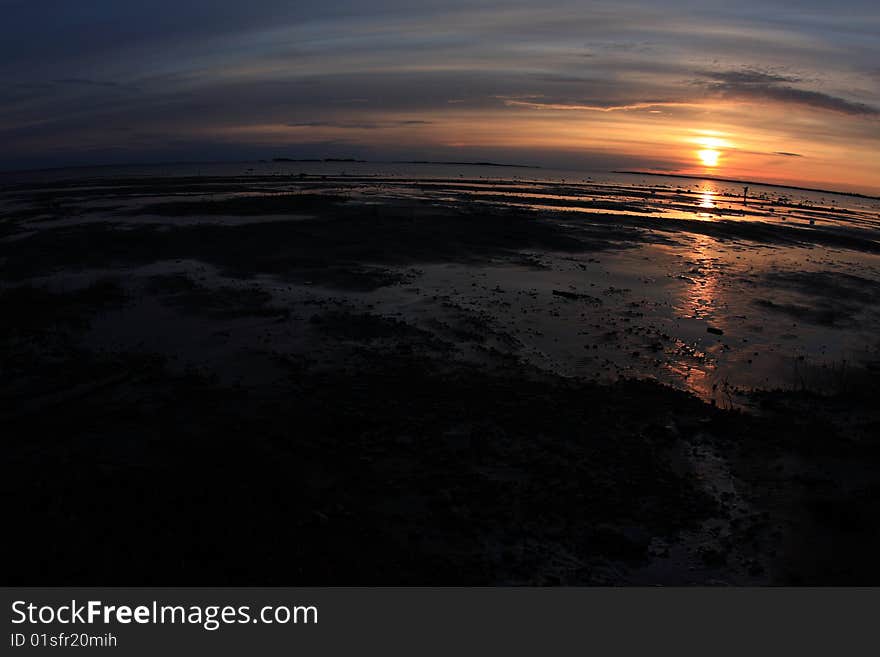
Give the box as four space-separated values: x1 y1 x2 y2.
2 169 879 584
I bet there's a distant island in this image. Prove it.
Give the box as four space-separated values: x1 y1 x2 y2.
615 170 880 200
272 157 539 169
394 160 540 169
273 157 367 163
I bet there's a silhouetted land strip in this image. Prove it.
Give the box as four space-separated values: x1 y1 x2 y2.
273 157 366 163
395 160 540 168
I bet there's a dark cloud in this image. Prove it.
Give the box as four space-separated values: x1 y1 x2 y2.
720 84 877 116
702 68 801 85
54 78 122 88
287 120 434 129
699 68 879 116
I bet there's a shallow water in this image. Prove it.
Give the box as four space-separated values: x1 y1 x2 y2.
3 162 879 405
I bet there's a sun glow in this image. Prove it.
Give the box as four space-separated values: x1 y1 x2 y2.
697 149 720 167
693 134 730 168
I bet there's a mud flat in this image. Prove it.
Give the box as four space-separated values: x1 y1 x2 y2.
2 173 879 584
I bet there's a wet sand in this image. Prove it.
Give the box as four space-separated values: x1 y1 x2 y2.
2 172 879 584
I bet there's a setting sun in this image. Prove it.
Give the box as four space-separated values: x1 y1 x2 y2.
693 134 729 168
698 149 720 167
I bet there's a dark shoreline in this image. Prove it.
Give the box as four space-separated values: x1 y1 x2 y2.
0 158 543 178
393 160 540 168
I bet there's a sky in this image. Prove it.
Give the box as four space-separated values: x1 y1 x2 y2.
1 0 878 193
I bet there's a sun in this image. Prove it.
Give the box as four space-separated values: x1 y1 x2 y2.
698 149 720 167
692 134 730 168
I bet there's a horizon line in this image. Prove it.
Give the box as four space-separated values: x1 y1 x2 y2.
1 157 875 199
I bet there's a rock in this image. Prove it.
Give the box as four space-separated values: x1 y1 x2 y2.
707 326 724 335
552 289 602 305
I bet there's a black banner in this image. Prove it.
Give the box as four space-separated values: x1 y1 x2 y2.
2 588 876 655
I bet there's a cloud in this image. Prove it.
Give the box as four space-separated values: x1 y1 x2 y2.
703 68 801 85
501 98 692 112
54 78 122 88
287 119 433 129
698 68 879 116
